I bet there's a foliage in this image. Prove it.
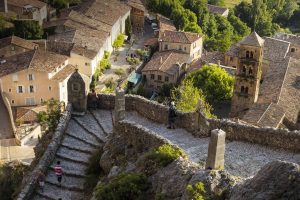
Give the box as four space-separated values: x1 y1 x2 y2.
136 84 146 97
136 49 148 58
0 161 30 200
145 144 186 167
13 20 43 39
186 182 209 200
113 68 126 77
159 83 175 98
171 79 215 118
112 34 125 50
90 51 111 89
104 78 116 89
85 149 103 195
186 65 235 103
125 17 132 39
37 99 62 132
95 172 148 200
127 57 140 65
208 0 225 6
44 0 81 9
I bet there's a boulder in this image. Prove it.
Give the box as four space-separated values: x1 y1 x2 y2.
230 161 300 200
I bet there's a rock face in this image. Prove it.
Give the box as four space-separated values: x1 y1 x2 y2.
230 161 300 200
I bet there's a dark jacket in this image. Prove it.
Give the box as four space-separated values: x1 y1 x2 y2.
168 105 177 119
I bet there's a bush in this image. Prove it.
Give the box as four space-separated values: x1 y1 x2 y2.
112 34 125 50
186 182 209 200
145 144 186 168
113 68 126 77
95 172 148 200
0 161 30 200
127 57 140 65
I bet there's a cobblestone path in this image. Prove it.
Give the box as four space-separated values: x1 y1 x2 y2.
32 110 113 200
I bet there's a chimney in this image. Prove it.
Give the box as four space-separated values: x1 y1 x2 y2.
0 0 8 13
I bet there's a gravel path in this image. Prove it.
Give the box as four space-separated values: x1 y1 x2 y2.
126 111 300 178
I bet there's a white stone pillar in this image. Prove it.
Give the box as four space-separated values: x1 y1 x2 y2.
206 129 226 170
113 88 125 125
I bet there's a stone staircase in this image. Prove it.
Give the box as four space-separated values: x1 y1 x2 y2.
32 110 113 200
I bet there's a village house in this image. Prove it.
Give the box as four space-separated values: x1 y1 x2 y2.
274 33 300 59
127 0 146 33
141 51 189 90
6 0 47 25
228 32 300 129
207 4 229 17
43 0 130 78
0 36 78 107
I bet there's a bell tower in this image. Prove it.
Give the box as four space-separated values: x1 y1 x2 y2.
230 32 264 117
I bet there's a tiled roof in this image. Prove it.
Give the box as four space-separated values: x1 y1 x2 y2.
263 37 290 61
51 64 76 81
142 51 189 75
0 50 35 77
240 31 265 47
0 36 38 51
257 103 285 128
160 30 202 44
207 4 228 15
8 0 47 9
274 33 300 46
29 50 69 73
158 15 176 33
128 0 145 11
226 43 240 57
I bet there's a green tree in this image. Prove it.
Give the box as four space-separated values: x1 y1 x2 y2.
37 99 62 131
186 65 235 103
125 17 132 39
208 0 225 6
228 12 251 37
13 20 43 39
171 79 214 118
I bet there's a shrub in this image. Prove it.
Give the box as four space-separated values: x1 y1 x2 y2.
127 57 140 65
113 68 126 77
186 182 209 200
145 144 186 168
95 172 148 200
112 34 125 50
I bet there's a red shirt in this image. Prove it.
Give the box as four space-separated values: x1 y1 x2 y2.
54 165 62 176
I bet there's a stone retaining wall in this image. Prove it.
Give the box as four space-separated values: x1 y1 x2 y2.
17 104 72 200
98 94 300 152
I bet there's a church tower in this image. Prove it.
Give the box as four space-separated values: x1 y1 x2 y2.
230 32 264 117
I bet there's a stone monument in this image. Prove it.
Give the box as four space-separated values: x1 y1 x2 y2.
113 88 125 125
0 0 7 13
67 69 89 113
206 129 226 170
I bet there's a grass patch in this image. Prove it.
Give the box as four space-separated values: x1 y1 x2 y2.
186 182 209 200
145 144 186 168
223 0 251 8
113 68 126 77
94 172 148 200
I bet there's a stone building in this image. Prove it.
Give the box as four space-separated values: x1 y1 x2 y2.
0 0 7 13
7 0 48 25
207 4 229 17
127 0 145 33
274 33 300 59
228 32 300 129
230 32 264 117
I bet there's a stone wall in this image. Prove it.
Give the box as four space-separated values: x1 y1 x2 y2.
97 93 300 152
17 104 72 200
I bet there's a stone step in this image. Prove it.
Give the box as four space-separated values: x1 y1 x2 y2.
56 146 91 164
65 133 101 148
45 171 85 191
50 158 87 178
91 110 113 135
36 182 84 200
66 120 102 147
61 135 97 154
32 193 52 200
73 114 107 142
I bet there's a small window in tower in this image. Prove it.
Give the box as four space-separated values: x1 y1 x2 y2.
230 57 233 62
249 67 253 75
242 66 246 74
250 52 254 58
246 51 250 58
241 86 245 93
245 87 249 94
291 48 296 53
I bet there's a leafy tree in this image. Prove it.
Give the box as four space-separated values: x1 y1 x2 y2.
234 1 254 28
186 65 235 103
13 20 43 39
185 22 203 33
208 0 225 6
171 79 214 118
228 12 251 37
186 182 208 200
125 17 132 39
112 34 125 50
37 99 62 131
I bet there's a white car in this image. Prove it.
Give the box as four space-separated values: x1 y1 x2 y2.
151 23 158 29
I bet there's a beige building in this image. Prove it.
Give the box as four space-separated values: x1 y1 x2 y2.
159 30 203 63
228 32 300 129
7 0 47 25
127 0 145 33
0 38 76 107
44 0 131 78
142 51 189 90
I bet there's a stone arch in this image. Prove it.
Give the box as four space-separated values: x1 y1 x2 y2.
250 51 254 58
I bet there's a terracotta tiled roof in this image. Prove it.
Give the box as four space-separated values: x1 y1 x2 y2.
51 64 76 81
158 15 176 34
142 51 189 75
207 4 228 15
29 50 69 73
0 36 38 51
263 37 290 61
0 50 35 77
256 103 285 128
240 31 265 47
160 30 202 44
274 33 300 46
8 0 47 9
128 0 145 11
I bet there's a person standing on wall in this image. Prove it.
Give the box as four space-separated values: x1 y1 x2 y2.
168 101 177 129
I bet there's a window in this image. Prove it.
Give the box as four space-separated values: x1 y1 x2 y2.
164 44 168 50
245 87 249 94
12 74 18 82
8 88 11 92
246 51 250 58
72 83 80 91
29 85 34 93
11 100 14 104
151 74 155 79
249 67 253 75
85 62 89 66
291 48 296 53
184 47 187 51
143 75 146 80
28 74 34 81
18 86 23 93
25 98 35 106
250 51 254 58
41 98 43 103
193 43 196 48
230 57 233 62
241 86 245 93
49 86 52 91
158 75 162 81
165 76 169 82
242 66 246 74
178 45 182 50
